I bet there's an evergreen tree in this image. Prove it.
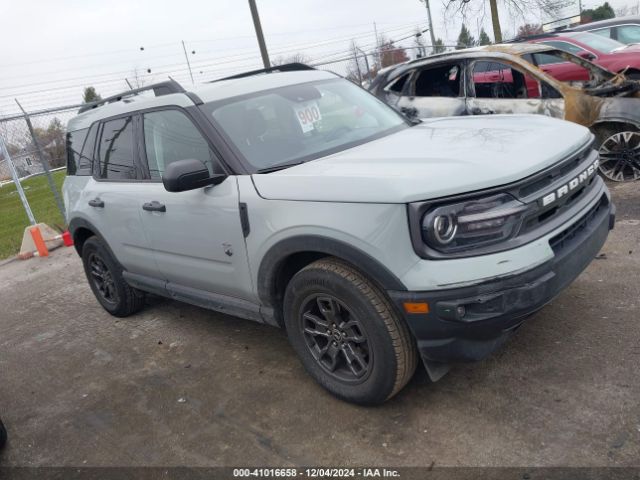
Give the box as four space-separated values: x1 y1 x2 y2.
456 24 476 49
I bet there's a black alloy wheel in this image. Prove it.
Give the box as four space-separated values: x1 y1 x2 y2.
81 236 145 317
88 253 119 305
300 294 372 382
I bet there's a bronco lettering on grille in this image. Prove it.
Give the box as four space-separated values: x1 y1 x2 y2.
540 158 599 208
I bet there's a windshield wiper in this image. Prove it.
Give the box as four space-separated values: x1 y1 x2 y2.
256 160 305 173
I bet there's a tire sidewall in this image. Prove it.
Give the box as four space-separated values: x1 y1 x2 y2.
283 265 400 405
81 237 130 316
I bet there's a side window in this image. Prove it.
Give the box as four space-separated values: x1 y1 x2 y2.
616 25 640 44
385 73 410 94
413 64 461 97
97 116 138 180
65 128 88 175
472 61 545 99
591 27 612 39
77 123 98 176
541 41 584 55
143 110 217 180
534 52 566 65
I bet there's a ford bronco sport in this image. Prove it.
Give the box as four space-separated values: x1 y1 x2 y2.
64 64 615 405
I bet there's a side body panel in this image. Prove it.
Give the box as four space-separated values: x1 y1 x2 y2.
64 176 160 278
138 177 255 301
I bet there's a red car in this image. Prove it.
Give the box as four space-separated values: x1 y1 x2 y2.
520 32 640 81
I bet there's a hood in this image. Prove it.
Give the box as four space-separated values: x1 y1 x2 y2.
251 115 592 204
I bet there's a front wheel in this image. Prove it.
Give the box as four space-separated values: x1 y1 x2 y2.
283 258 418 405
595 124 640 182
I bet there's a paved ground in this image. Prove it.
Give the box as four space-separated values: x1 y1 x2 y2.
0 182 639 468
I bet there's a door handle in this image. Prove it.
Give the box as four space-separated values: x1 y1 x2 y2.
142 201 166 212
88 198 104 208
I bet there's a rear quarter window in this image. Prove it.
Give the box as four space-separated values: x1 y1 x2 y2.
65 128 88 175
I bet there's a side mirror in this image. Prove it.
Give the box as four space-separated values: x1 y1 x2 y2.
578 51 596 61
162 159 226 192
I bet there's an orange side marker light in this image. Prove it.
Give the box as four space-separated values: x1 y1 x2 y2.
403 302 429 314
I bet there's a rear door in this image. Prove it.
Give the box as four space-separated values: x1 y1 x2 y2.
136 107 254 301
82 114 161 278
467 59 565 119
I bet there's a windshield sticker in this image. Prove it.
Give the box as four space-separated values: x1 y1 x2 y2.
294 101 322 133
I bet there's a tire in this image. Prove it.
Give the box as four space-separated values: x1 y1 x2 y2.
0 417 6 449
593 123 640 182
283 258 418 405
81 236 145 317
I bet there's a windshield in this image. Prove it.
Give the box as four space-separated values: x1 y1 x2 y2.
572 33 626 53
205 78 408 172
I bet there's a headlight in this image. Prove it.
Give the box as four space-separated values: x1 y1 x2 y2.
422 193 528 253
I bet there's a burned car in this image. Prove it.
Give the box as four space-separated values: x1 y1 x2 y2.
369 44 640 182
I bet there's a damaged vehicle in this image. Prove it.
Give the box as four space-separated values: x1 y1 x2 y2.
369 44 640 182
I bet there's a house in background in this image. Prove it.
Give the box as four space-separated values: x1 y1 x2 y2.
0 149 43 180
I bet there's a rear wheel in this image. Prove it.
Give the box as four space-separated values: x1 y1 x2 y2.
594 124 640 182
283 258 418 405
81 237 145 317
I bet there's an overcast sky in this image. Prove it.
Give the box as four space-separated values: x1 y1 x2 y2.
0 0 636 116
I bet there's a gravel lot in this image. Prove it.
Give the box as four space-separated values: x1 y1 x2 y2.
0 182 639 468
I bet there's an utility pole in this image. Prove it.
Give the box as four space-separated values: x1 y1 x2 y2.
421 0 437 51
373 22 380 69
181 40 195 85
248 0 271 68
0 136 36 225
355 47 371 81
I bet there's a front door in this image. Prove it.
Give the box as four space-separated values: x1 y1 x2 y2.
395 62 468 119
136 108 253 301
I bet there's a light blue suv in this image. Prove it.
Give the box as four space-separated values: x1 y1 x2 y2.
64 64 614 404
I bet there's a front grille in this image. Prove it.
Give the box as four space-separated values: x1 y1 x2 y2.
549 194 608 253
516 147 591 199
515 147 600 237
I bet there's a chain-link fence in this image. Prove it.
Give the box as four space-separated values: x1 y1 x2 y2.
0 104 80 257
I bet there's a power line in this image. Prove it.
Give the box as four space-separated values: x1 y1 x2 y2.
0 24 417 93
0 23 424 113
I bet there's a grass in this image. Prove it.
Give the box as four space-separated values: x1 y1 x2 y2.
0 169 67 259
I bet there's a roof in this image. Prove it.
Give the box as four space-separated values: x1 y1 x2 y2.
571 15 640 31
68 69 337 131
405 43 558 66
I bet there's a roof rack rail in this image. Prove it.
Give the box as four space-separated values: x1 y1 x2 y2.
210 62 315 82
78 79 186 114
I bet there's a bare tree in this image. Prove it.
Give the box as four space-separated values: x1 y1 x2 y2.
271 53 312 66
616 4 639 15
444 0 570 42
127 67 150 89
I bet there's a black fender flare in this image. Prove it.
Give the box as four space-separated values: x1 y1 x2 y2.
68 218 121 266
256 235 408 310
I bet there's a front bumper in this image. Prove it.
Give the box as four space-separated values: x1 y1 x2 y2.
388 190 615 366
